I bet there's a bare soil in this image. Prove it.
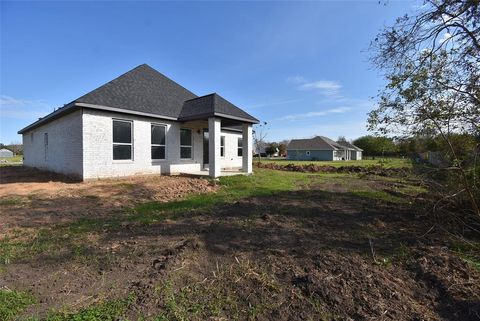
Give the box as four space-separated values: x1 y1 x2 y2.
0 166 479 320
0 166 216 234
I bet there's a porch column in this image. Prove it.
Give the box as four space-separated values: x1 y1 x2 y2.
208 117 221 178
242 123 253 174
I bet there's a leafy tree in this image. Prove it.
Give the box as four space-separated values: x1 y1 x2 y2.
353 135 397 157
278 142 288 157
369 0 480 216
265 142 279 156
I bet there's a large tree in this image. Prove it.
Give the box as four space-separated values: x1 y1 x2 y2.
369 0 480 216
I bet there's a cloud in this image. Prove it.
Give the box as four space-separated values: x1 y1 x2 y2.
250 98 301 109
298 80 343 98
0 95 51 119
287 76 343 99
278 106 350 121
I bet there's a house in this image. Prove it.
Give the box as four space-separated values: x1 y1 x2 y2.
18 64 258 180
286 136 362 161
0 148 14 158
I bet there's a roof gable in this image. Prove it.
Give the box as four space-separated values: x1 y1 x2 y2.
74 64 197 118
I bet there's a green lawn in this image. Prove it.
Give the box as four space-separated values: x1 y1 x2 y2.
0 155 23 165
255 157 412 169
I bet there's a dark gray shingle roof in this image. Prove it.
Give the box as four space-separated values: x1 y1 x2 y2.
336 141 363 151
179 93 258 122
19 64 258 134
74 64 197 118
287 136 363 151
287 136 339 150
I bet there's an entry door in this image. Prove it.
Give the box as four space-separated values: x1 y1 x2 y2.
203 129 209 168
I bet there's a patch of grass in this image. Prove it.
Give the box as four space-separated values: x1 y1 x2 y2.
130 169 309 224
154 257 280 320
256 157 412 169
350 190 404 204
0 289 36 321
40 295 134 321
451 241 480 271
0 197 24 206
0 155 23 163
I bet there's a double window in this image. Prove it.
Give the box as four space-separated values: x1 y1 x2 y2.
113 119 133 160
220 136 225 157
237 137 243 157
180 128 192 159
151 124 166 160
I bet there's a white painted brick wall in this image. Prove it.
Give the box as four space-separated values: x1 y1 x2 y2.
22 110 83 178
82 109 243 180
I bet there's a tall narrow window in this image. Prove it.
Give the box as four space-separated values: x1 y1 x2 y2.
31 132 34 142
151 124 166 160
220 136 225 157
180 128 192 159
237 137 243 157
113 119 132 160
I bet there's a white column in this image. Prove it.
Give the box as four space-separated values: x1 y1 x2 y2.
208 117 221 178
242 123 253 174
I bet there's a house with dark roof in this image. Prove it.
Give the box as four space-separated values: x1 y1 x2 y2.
286 136 362 161
19 64 258 179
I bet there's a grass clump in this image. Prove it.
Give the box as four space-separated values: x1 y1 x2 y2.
154 257 280 320
41 295 134 321
0 289 35 321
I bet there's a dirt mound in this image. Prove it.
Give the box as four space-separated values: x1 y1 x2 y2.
256 161 409 176
284 248 480 321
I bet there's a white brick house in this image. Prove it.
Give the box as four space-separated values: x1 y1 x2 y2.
19 64 258 180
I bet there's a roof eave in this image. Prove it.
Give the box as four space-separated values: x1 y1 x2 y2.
18 103 78 134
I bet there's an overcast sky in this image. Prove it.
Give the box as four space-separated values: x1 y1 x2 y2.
0 0 418 144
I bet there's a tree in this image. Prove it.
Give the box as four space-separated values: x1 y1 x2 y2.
7 142 23 155
353 135 397 157
369 0 480 216
278 141 288 157
265 142 279 156
253 121 269 160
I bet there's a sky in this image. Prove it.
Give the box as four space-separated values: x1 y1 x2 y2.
0 0 418 144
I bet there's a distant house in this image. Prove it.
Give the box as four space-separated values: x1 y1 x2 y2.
0 148 14 158
286 136 362 161
18 64 258 180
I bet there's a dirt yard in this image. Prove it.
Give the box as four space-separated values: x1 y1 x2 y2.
0 166 479 320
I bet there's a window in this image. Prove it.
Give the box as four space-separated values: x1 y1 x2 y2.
220 136 225 157
113 119 132 160
306 151 311 156
237 137 243 157
151 124 166 160
31 132 34 142
44 133 48 146
180 128 192 159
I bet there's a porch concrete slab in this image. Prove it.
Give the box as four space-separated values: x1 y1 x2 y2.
178 169 249 177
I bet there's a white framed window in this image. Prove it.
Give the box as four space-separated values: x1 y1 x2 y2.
237 137 243 157
113 119 133 160
306 151 311 156
151 124 166 160
220 136 225 157
180 128 192 159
